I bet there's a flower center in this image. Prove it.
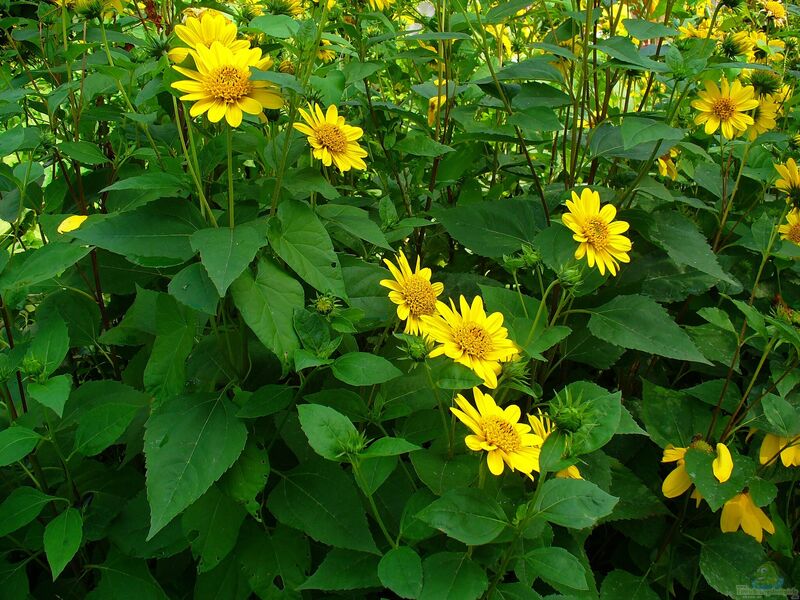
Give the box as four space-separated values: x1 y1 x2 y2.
481 415 521 453
316 123 347 154
583 217 610 249
788 223 800 245
711 97 736 121
402 275 437 317
453 323 492 358
206 65 252 103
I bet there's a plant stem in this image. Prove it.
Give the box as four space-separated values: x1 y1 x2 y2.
227 125 235 228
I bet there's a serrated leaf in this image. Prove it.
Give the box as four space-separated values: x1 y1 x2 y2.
43 508 82 580
27 374 71 417
699 532 765 597
0 486 56 537
331 352 402 386
417 488 508 545
0 426 40 467
191 223 266 296
378 547 423 599
419 552 487 600
182 486 246 573
299 549 380 591
298 404 359 461
533 478 618 528
518 547 588 590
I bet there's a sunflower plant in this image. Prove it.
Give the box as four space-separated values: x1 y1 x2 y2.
1 0 799 597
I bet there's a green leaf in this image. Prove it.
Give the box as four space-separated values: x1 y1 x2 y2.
0 486 56 537
298 404 359 461
58 141 107 165
417 488 508 545
168 263 219 316
393 134 454 157
430 198 542 258
0 242 91 292
594 36 667 71
684 449 755 511
641 381 710 447
332 352 402 386
28 312 69 376
519 547 588 590
27 374 71 417
361 437 420 458
43 508 82 580
600 570 659 600
432 361 484 390
762 394 800 437
411 450 477 495
621 117 684 150
419 552 488 600
378 547 423 599
562 381 622 455
144 392 248 539
0 426 40 467
235 384 295 418
102 173 190 213
533 478 618 528
316 204 392 249
588 294 709 363
191 223 267 296
143 294 197 400
699 532 765 597
86 549 169 600
299 549 380 591
249 14 299 38
267 460 378 553
267 200 346 297
230 257 304 372
218 440 270 517
182 486 246 573
621 18 678 39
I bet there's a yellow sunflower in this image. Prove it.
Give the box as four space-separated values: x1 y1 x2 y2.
379 250 444 335
691 77 759 140
657 148 678 180
368 0 394 10
172 42 283 128
778 209 800 246
264 0 304 16
761 0 787 25
293 104 368 172
759 433 800 467
421 296 518 389
527 410 582 479
775 159 800 204
746 97 778 140
317 39 336 63
720 492 775 542
561 188 632 276
451 388 542 476
169 11 248 64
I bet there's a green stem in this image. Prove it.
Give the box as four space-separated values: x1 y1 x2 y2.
227 125 235 228
352 460 397 549
426 363 453 455
172 97 217 227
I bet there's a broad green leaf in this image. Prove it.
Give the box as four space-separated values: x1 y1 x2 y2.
0 556 28 599
762 394 800 436
267 200 346 297
86 549 169 600
560 381 621 455
621 18 678 39
194 554 250 600
411 450 478 495
432 362 484 390
378 547 423 599
594 36 667 72
0 426 40 467
144 392 248 539
684 449 755 511
298 549 380 591
298 404 359 461
331 352 402 386
0 486 56 537
605 458 668 522
0 242 91 292
43 508 82 580
519 547 589 590
27 374 71 417
28 312 69 376
393 134 454 157
231 257 304 371
143 294 198 400
235 384 295 418
600 570 659 600
191 223 267 296
699 532 765 597
588 294 709 363
417 488 508 545
58 141 107 165
267 460 378 553
282 167 338 200
182 486 246 573
102 172 190 213
218 440 270 517
249 14 300 38
316 204 392 249
621 117 684 150
641 381 710 447
533 478 618 528
168 263 219 316
361 437 420 457
419 552 488 600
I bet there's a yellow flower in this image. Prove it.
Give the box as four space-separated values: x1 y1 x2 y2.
657 148 678 180
57 215 88 233
485 24 512 57
775 159 800 204
720 492 775 542
421 296 518 389
750 32 785 63
317 39 336 63
691 77 759 140
379 250 444 335
264 0 304 17
427 79 447 127
312 0 336 9
712 443 733 483
759 433 800 466
678 19 717 41
661 445 692 498
368 0 394 9
561 188 632 277
293 104 368 173
761 0 787 25
746 97 778 141
172 42 283 127
778 209 800 246
169 11 248 64
451 388 542 476
74 0 124 18
527 410 582 479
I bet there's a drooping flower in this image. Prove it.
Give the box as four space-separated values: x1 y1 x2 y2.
750 32 786 63
691 77 759 140
527 409 582 479
561 188 632 276
778 210 800 247
74 0 124 19
379 250 444 335
317 39 336 62
451 388 542 476
57 215 88 233
293 104 368 172
761 0 787 26
421 296 518 389
746 97 778 140
661 445 692 498
172 42 283 127
775 159 800 205
712 443 733 483
169 11 248 64
720 31 755 60
720 492 775 542
759 433 800 466
264 0 304 17
657 148 679 180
